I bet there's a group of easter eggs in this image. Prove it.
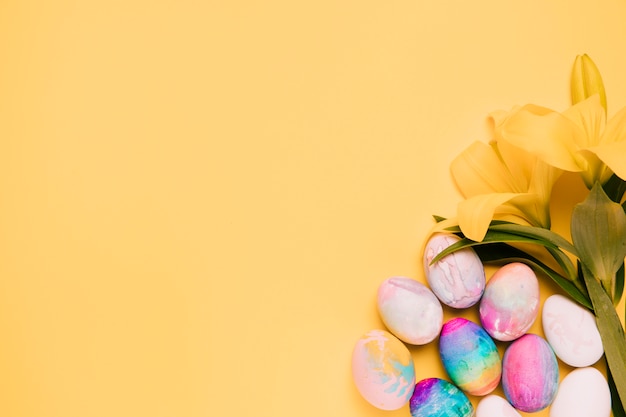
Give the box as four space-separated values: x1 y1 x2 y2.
351 233 611 417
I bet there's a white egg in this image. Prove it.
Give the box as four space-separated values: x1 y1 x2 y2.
476 395 521 417
377 277 443 345
542 294 603 367
549 367 611 417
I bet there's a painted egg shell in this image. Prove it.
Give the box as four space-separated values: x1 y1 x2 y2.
549 367 611 417
542 294 603 367
439 318 501 396
476 395 521 417
502 333 559 412
377 277 443 345
410 378 473 417
423 233 485 308
351 329 415 410
479 262 539 341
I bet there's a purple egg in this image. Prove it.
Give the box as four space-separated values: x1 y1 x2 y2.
410 378 473 417
502 334 559 412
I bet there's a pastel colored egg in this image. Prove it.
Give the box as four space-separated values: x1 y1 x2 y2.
439 318 501 396
549 367 611 417
351 329 415 410
502 333 559 412
479 262 539 341
409 378 473 417
542 294 603 367
423 233 485 308
377 277 443 345
476 395 521 417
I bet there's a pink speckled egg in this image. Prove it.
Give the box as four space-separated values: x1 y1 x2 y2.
377 277 443 345
479 262 539 341
502 334 559 412
423 233 485 309
351 329 416 410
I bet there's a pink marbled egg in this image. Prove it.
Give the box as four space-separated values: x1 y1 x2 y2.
377 277 443 345
479 263 539 341
502 334 559 412
423 233 485 308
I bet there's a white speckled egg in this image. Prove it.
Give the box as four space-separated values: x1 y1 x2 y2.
377 277 443 345
476 395 521 417
501 334 559 412
479 262 539 341
423 233 485 308
351 329 415 410
542 294 603 367
549 367 611 417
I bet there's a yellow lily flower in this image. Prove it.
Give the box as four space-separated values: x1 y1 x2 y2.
571 53 607 111
494 94 626 188
450 119 561 242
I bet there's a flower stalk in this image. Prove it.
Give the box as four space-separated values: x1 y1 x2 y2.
433 55 626 416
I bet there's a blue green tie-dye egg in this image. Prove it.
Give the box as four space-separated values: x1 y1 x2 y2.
439 317 501 396
409 378 473 417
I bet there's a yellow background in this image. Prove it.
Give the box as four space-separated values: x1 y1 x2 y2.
1 1 626 416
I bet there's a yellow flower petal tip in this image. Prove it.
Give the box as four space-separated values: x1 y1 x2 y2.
571 54 607 112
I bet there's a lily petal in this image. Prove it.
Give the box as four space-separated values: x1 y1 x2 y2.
586 141 626 181
601 104 626 145
496 104 586 172
562 95 605 148
494 137 536 191
451 141 518 198
457 193 534 241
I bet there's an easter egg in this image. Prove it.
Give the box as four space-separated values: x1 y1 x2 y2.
542 294 603 367
502 333 559 412
377 277 443 345
549 367 611 417
439 318 501 396
423 233 485 308
479 262 539 341
351 329 415 410
410 378 473 417
476 394 521 417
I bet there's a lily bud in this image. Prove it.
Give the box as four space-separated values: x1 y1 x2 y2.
571 54 607 112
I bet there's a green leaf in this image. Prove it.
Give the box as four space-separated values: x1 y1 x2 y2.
572 182 626 302
436 223 579 282
431 230 560 265
609 367 626 417
545 246 580 288
581 266 626 414
432 215 447 223
603 173 626 204
616 263 625 308
488 223 579 256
